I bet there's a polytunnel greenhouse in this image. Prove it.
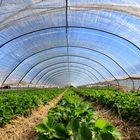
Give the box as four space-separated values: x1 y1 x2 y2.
0 1 140 140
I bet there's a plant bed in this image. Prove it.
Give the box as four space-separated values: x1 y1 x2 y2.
0 88 64 127
74 87 140 126
35 90 121 140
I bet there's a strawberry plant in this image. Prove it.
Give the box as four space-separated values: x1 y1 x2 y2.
35 90 121 140
0 88 64 127
74 87 140 126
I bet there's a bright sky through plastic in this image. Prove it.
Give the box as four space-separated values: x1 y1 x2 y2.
0 0 140 89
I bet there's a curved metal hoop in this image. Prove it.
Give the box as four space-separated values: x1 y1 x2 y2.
37 67 95 85
28 61 106 85
42 70 92 86
11 45 124 87
1 26 137 88
2 54 120 88
27 65 99 87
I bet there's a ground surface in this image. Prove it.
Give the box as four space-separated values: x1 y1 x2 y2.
92 102 140 140
0 90 139 140
0 93 64 140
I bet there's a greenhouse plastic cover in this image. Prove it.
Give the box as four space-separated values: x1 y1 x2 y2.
0 0 140 90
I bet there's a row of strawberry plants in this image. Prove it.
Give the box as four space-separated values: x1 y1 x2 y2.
0 88 39 94
0 88 64 127
74 87 140 126
35 90 121 140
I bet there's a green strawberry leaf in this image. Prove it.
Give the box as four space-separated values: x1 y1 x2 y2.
77 125 92 140
35 123 48 133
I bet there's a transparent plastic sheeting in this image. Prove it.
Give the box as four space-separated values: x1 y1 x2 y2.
0 0 140 90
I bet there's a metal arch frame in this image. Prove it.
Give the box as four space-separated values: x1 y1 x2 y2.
26 64 99 87
45 72 90 87
1 43 136 89
41 69 92 86
45 73 91 87
1 45 119 87
28 61 106 85
41 71 91 87
35 55 120 86
43 69 94 85
2 44 129 88
71 46 134 86
33 61 106 87
35 66 96 85
6 45 124 87
2 54 119 88
47 76 105 87
0 26 138 88
26 64 100 86
15 53 120 87
17 41 133 87
46 73 90 87
1 26 140 51
43 66 95 85
80 46 134 89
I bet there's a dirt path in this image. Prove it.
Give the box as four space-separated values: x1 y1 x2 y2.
92 102 140 140
0 92 65 140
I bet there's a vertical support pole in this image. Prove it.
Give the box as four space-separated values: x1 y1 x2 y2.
66 0 70 85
